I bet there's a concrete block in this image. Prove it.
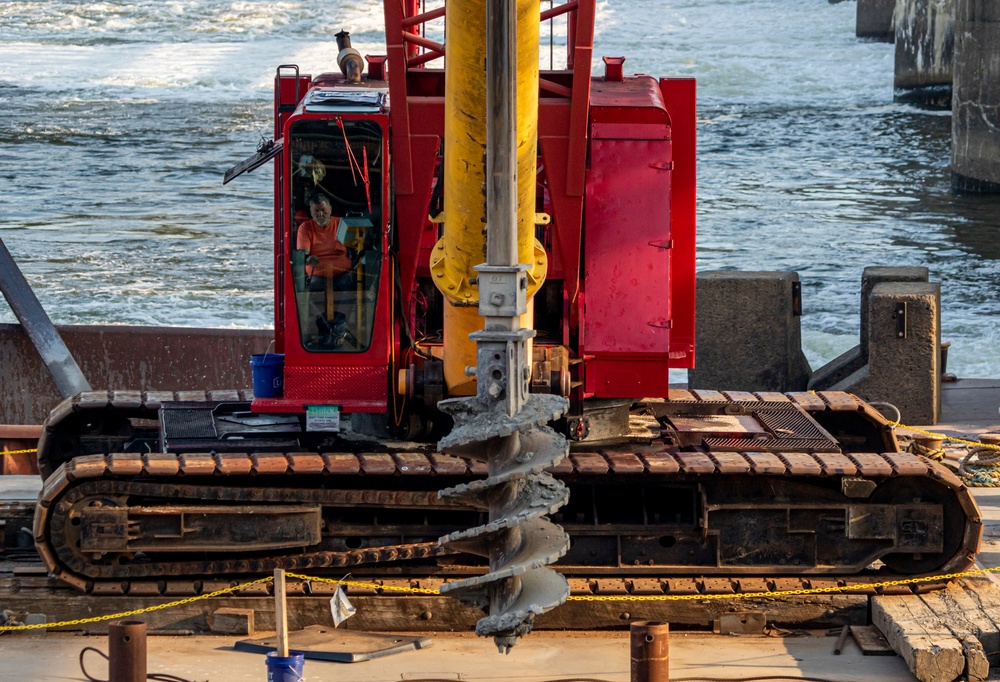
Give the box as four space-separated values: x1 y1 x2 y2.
858 0 896 40
809 345 866 391
952 0 1000 192
211 608 255 636
689 271 811 393
894 0 955 108
860 266 928 357
841 282 941 424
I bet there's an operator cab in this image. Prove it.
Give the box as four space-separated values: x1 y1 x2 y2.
287 110 384 353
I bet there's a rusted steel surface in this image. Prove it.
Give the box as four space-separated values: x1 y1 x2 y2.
0 324 271 424
0 424 41 475
108 620 146 682
630 621 669 682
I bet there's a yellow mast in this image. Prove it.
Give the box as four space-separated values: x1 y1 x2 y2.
429 0 547 394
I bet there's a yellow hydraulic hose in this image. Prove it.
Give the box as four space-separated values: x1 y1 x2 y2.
431 0 546 394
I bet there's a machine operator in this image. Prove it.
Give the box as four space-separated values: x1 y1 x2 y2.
297 193 356 347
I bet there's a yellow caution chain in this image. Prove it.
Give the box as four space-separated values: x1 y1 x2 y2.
3 567 1000 632
887 421 1000 450
0 449 38 456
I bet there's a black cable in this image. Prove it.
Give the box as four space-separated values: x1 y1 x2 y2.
79 646 199 682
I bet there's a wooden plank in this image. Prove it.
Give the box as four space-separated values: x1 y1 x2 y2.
667 389 696 401
872 594 965 682
850 625 895 656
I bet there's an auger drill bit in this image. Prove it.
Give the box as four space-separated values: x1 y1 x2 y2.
438 391 570 652
435 0 570 652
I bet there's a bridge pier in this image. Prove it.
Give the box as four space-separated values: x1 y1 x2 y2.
894 0 954 108
857 0 895 41
952 0 1000 193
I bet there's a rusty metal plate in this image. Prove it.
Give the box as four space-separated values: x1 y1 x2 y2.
744 452 786 475
252 453 290 475
817 392 861 411
813 453 859 476
708 452 751 475
849 453 893 477
700 578 735 594
664 578 700 594
603 451 645 474
322 453 360 475
722 391 759 402
393 453 432 475
286 453 326 474
216 454 252 476
571 452 609 475
428 454 467 475
640 452 680 474
110 390 144 409
667 389 696 401
143 391 177 410
628 578 664 595
691 390 726 402
675 452 716 475
753 392 791 403
883 451 929 476
777 452 823 475
144 453 181 477
735 578 770 594
108 453 144 476
358 454 396 474
179 452 217 476
67 456 109 482
785 392 827 411
547 457 574 475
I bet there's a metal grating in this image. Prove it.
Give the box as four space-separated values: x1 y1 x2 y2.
161 408 216 440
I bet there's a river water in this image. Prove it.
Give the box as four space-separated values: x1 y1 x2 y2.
1 0 998 377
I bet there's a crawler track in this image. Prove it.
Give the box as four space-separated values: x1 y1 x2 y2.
33 390 983 597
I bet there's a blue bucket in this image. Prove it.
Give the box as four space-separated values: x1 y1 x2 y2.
250 353 284 398
265 651 304 682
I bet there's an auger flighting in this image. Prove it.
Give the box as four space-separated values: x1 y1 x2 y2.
435 0 571 654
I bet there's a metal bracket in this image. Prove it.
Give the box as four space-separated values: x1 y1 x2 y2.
791 281 802 317
894 302 907 339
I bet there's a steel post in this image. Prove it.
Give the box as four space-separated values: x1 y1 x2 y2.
630 621 669 682
0 238 91 398
108 620 147 682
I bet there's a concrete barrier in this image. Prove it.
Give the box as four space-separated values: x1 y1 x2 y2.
894 0 955 108
858 0 896 40
835 282 942 424
689 271 811 393
952 0 1000 192
0 324 271 424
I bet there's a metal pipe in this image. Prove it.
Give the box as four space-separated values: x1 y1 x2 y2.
108 620 147 682
630 621 669 682
0 238 91 398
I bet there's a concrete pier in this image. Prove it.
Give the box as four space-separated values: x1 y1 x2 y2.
689 271 811 393
894 0 955 108
951 0 1000 193
857 0 896 41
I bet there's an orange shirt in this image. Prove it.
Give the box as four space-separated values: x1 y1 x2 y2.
296 218 352 277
